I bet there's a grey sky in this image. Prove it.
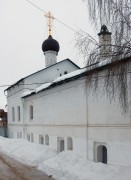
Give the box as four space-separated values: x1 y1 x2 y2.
0 0 97 109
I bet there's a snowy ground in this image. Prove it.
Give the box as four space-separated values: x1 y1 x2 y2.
0 137 130 180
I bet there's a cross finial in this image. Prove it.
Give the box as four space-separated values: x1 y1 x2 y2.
45 11 54 36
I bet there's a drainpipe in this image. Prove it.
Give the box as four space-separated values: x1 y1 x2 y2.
85 83 89 159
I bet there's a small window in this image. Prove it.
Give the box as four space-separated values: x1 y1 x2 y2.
12 107 15 121
97 145 107 164
31 133 34 142
64 71 68 74
30 105 33 119
39 135 44 144
57 137 65 153
45 134 49 145
67 137 73 150
20 132 22 138
17 132 19 138
27 133 30 141
17 106 20 121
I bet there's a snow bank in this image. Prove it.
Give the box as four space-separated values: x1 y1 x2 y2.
38 151 131 180
0 137 57 166
0 137 131 180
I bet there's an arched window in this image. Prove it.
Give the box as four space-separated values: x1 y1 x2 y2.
45 134 49 145
67 137 73 150
30 105 33 119
27 134 30 141
57 137 65 153
20 132 22 138
17 106 20 121
97 145 107 164
17 132 19 138
12 107 15 121
39 135 44 144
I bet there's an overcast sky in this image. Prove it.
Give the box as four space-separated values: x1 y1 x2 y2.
0 0 98 110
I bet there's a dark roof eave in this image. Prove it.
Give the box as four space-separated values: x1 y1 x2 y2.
4 78 25 92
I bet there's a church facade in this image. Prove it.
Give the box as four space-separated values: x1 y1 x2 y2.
5 26 131 166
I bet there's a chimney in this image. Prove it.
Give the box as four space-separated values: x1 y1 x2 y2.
98 25 112 58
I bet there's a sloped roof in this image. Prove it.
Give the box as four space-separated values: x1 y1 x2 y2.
21 62 98 98
22 55 131 98
5 59 80 92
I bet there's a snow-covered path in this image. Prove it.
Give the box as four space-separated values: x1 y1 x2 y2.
0 152 53 180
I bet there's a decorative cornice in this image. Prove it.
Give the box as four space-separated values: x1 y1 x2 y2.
8 123 131 128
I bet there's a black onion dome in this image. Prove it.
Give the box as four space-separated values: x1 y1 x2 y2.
42 35 60 53
98 25 112 36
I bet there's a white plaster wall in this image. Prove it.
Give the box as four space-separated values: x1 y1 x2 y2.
87 127 131 165
24 79 87 125
88 95 129 124
7 63 131 166
25 125 87 156
7 60 79 97
87 75 130 125
44 51 57 67
23 74 131 165
24 59 79 88
86 73 131 165
24 79 87 156
7 88 25 138
8 125 23 138
7 60 79 139
108 141 131 166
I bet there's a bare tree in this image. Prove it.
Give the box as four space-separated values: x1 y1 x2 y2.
75 0 131 113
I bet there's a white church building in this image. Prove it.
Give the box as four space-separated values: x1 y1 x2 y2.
5 25 131 166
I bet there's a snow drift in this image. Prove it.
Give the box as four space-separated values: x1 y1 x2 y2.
0 137 131 180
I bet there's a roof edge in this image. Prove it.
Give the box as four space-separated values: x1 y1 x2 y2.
22 56 131 98
4 59 80 92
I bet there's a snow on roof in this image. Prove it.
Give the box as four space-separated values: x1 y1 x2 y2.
21 68 88 98
98 58 112 67
52 68 87 83
21 90 35 97
35 82 52 93
21 58 116 98
5 59 80 92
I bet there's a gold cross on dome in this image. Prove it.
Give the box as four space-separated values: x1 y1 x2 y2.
45 11 54 36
